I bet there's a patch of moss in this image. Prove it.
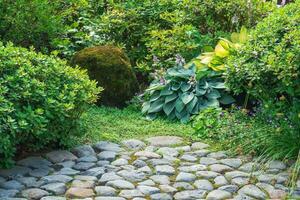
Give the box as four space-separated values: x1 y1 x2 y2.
72 46 138 107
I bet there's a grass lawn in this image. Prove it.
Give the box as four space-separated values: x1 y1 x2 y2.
80 106 198 145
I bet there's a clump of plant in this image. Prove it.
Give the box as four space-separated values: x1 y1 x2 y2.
225 0 300 158
72 45 138 107
141 55 234 123
186 27 249 72
192 106 300 161
0 43 101 167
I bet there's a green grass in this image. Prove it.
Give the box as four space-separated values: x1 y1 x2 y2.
80 106 197 144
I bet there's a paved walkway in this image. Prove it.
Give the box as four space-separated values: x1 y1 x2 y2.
0 136 299 200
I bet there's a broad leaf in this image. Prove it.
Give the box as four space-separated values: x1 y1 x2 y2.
160 86 173 96
181 82 192 92
219 94 235 104
206 89 221 99
150 91 161 102
148 99 164 113
186 96 197 112
165 93 177 103
181 92 195 104
163 101 176 116
142 101 150 114
175 98 185 113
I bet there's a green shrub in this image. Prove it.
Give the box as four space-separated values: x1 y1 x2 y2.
0 43 101 167
72 46 138 107
225 1 300 130
142 64 234 123
55 0 275 71
0 0 65 52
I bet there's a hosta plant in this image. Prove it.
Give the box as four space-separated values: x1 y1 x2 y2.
142 65 234 123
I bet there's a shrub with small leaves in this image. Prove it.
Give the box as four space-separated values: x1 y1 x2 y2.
0 43 101 167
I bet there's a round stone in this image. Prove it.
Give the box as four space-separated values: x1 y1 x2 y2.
134 151 161 158
194 179 214 191
137 185 160 195
22 188 49 199
209 164 233 173
214 176 228 187
65 187 95 198
150 175 170 185
122 139 146 150
41 183 66 195
111 158 128 166
73 162 96 170
207 189 232 200
178 164 207 172
150 193 172 200
46 150 77 163
200 157 218 165
157 147 179 157
181 154 197 162
119 189 144 198
174 190 207 200
95 186 116 196
98 151 117 161
176 172 196 182
238 184 267 199
17 156 51 169
72 145 96 157
155 165 175 175
146 136 183 147
220 158 242 168
191 142 210 150
94 141 121 152
106 180 135 189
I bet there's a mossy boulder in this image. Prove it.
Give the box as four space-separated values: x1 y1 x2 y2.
72 46 138 107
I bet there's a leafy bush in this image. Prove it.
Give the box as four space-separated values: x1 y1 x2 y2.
142 64 234 123
0 43 101 167
54 0 275 71
0 0 64 52
225 1 300 131
72 46 138 107
192 107 300 160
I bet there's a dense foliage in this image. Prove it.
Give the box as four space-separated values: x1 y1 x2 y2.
0 0 64 52
225 1 300 137
142 63 234 123
0 43 101 167
192 107 300 160
94 0 274 71
72 46 138 107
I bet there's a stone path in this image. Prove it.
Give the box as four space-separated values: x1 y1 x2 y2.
0 136 299 200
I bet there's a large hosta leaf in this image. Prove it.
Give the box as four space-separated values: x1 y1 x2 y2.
181 92 195 104
160 86 173 96
219 94 235 104
165 93 177 103
142 101 150 114
210 82 226 89
206 89 221 99
186 96 198 113
163 100 176 116
181 82 192 92
171 82 181 91
175 98 185 113
150 91 161 102
148 98 164 113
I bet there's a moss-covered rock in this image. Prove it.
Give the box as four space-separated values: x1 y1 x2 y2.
72 46 138 107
